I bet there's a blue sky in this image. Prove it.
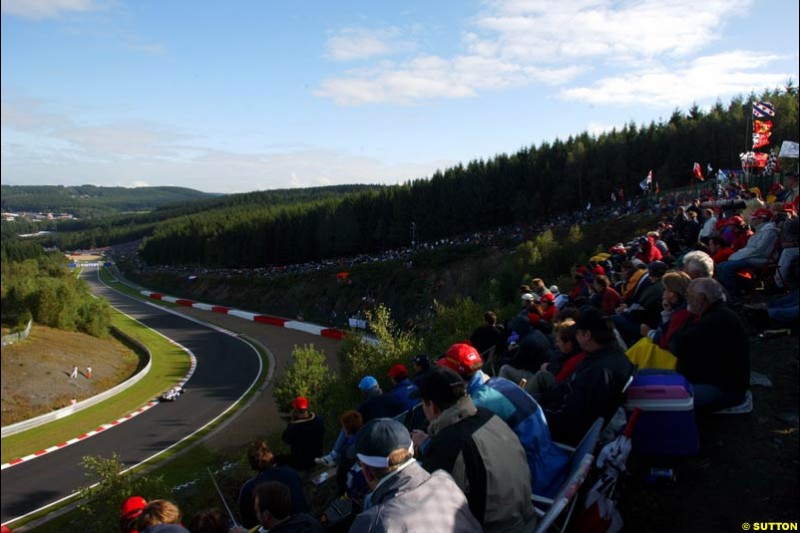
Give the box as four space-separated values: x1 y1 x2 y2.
2 0 798 193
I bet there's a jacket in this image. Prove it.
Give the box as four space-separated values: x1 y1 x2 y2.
358 391 406 423
669 300 750 394
468 373 570 497
541 344 634 446
388 378 419 412
281 412 324 470
349 460 482 533
728 221 779 264
422 395 537 533
269 513 325 533
238 466 309 528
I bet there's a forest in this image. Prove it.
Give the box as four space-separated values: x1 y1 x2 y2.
137 87 799 267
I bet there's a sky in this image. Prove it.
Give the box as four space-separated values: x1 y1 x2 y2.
2 0 798 194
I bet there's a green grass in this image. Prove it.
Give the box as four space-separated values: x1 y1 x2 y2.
98 267 179 308
1 308 191 463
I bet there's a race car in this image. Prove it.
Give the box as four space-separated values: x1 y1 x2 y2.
160 386 185 402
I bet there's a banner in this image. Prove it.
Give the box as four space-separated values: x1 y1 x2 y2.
639 170 652 190
692 162 704 181
778 140 799 158
753 120 773 134
753 101 775 118
753 132 772 149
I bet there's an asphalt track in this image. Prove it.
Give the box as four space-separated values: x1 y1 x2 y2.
0 267 261 523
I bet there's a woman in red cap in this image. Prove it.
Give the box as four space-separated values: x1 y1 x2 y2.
120 495 147 533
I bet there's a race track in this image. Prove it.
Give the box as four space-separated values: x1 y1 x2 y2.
0 267 261 523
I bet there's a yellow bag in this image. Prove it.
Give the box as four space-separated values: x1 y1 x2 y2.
626 337 677 370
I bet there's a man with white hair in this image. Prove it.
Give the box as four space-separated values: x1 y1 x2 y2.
669 278 750 412
682 250 715 279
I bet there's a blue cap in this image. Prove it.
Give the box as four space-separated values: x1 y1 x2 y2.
358 376 379 391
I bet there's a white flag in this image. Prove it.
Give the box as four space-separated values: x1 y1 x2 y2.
779 140 799 158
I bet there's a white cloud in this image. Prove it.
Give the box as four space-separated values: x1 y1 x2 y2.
317 0 772 105
325 27 416 61
0 0 99 19
560 50 790 106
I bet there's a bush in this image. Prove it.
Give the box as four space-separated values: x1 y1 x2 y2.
273 344 334 412
75 454 169 533
424 297 483 356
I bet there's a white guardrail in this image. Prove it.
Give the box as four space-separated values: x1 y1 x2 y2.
0 328 152 438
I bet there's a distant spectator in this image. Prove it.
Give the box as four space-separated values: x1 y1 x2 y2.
682 250 715 279
775 208 798 288
539 293 559 323
698 208 718 241
707 235 734 264
349 418 482 532
545 318 587 384
280 396 324 471
411 367 537 532
411 354 432 384
590 274 623 315
498 316 554 385
530 278 551 298
239 440 308 529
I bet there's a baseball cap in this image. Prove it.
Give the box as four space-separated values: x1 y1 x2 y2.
549 285 560 294
355 418 413 468
521 293 535 301
358 375 379 391
438 343 482 376
388 364 409 379
540 292 555 304
291 396 309 410
411 366 466 406
751 208 774 220
120 496 147 519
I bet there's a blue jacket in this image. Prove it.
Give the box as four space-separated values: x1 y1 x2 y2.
389 378 419 412
467 372 569 497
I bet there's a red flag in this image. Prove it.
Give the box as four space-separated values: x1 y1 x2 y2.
753 120 773 134
692 162 704 181
753 132 772 149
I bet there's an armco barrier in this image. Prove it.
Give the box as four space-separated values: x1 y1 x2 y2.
139 290 347 340
1 327 152 438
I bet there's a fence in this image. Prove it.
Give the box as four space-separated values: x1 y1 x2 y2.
1 319 33 347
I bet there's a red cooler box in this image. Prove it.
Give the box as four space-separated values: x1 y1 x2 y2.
624 371 700 456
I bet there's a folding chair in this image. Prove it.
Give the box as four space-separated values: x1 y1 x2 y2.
532 417 604 533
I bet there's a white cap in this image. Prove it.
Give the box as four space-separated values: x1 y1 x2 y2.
521 293 535 301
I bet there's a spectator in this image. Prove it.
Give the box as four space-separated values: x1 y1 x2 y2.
669 278 750 411
775 207 799 289
708 235 734 264
613 261 667 346
120 495 147 533
530 278 552 298
698 208 718 241
682 250 715 279
187 508 227 533
545 318 587 384
540 308 634 445
357 375 405 423
499 316 554 386
438 343 570 497
540 293 559 323
590 274 623 315
241 482 323 533
387 364 418 411
349 418 482 532
716 208 780 303
136 500 187 533
280 396 324 471
742 288 799 329
411 366 537 532
238 440 308 529
469 311 506 357
550 285 569 310
411 354 432 384
683 211 701 244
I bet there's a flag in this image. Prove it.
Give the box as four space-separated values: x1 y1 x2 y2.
693 162 704 181
707 163 713 174
779 140 799 158
753 101 775 118
639 170 652 191
753 120 773 134
753 132 772 149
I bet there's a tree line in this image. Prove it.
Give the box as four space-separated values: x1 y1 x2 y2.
137 86 798 267
1 240 111 336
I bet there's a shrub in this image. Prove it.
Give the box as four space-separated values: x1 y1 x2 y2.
424 297 483 356
273 344 334 412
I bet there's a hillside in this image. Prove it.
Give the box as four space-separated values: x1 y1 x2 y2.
0 184 218 218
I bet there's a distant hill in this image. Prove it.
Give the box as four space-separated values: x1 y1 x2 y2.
0 185 219 218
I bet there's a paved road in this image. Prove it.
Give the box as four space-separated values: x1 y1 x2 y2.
0 267 261 523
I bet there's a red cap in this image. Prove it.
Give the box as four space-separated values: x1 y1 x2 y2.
751 208 773 220
438 343 482 376
292 396 309 410
591 265 606 276
120 496 147 519
540 292 555 304
388 364 408 379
